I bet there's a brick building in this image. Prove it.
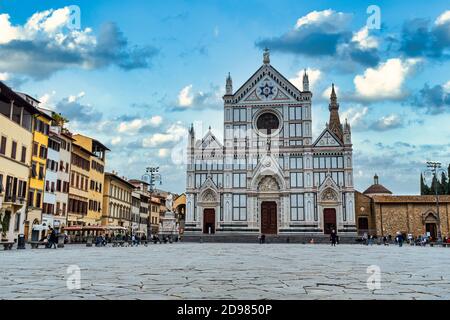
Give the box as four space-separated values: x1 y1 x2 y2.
356 175 450 239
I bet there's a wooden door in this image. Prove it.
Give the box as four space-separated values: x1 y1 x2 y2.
203 209 215 234
426 223 437 240
261 202 277 234
323 208 337 235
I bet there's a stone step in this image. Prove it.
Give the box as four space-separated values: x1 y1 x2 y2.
181 234 358 244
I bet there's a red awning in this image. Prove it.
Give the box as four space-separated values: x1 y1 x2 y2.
64 226 83 231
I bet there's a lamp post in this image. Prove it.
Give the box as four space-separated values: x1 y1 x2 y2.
142 167 162 237
424 161 447 245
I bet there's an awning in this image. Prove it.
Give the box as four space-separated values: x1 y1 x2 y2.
64 226 83 231
106 226 127 231
83 225 106 231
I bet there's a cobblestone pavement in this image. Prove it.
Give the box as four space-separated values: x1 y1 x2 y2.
1 243 449 300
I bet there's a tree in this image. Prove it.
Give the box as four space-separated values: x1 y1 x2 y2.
420 173 429 195
440 171 448 195
52 112 69 127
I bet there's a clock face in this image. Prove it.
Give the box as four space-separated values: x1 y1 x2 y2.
256 80 277 101
256 112 280 135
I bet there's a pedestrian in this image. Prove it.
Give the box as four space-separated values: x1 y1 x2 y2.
330 230 337 246
48 227 57 249
383 235 388 246
396 232 404 247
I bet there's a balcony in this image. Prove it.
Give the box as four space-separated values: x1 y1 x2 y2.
3 195 26 206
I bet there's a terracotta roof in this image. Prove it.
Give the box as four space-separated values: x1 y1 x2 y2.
363 184 392 195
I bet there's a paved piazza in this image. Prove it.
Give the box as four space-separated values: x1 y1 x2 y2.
1 243 449 300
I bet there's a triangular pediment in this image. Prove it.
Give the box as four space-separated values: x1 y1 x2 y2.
195 130 223 151
250 155 286 190
313 128 343 147
233 64 303 104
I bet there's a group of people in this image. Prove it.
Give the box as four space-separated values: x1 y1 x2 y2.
361 231 450 247
40 227 60 249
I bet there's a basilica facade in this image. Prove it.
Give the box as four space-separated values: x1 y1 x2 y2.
185 50 356 237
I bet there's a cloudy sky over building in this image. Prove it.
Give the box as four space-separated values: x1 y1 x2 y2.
1 0 449 194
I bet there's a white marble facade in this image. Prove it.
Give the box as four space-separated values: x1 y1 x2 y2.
185 50 356 236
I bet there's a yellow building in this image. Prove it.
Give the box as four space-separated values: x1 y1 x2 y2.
73 134 109 226
102 172 133 230
0 82 41 241
18 93 52 240
67 143 91 227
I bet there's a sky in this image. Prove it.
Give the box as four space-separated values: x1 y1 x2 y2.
0 0 449 195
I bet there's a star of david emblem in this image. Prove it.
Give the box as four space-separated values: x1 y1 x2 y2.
259 83 275 98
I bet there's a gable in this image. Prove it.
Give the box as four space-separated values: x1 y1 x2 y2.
233 65 303 104
313 129 343 147
195 131 223 152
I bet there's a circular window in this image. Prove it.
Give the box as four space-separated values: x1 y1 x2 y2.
256 112 280 136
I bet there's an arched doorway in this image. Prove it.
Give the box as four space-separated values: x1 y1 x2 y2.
203 209 215 234
261 201 277 234
423 212 438 240
323 208 337 235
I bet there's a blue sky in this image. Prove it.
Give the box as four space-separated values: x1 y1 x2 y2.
1 0 449 194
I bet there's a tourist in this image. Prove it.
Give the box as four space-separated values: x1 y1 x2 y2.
396 232 404 247
330 230 337 246
47 227 57 249
383 236 388 246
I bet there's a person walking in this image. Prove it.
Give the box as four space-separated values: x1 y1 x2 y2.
48 228 57 249
330 230 337 246
396 232 404 247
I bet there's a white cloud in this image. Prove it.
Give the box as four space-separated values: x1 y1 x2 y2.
178 85 193 107
142 122 187 147
111 137 122 145
351 26 378 49
0 14 23 44
158 148 170 158
443 80 450 93
0 7 157 79
68 91 85 103
117 115 163 134
370 114 403 131
290 68 321 91
0 72 9 81
38 91 57 109
435 10 450 26
353 58 421 100
340 106 369 127
295 9 350 30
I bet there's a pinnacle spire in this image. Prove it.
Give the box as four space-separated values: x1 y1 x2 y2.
328 83 343 141
263 47 270 64
303 68 309 91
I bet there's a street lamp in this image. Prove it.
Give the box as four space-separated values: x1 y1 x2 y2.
424 161 447 244
142 166 163 237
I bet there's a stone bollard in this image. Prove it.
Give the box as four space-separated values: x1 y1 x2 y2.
57 234 65 248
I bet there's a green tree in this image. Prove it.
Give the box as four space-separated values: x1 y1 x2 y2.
440 171 448 195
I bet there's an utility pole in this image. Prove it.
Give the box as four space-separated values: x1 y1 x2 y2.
426 161 445 244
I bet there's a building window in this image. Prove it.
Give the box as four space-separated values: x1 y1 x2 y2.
233 108 247 122
38 164 44 180
289 157 303 170
0 136 7 155
232 194 246 221
289 107 302 120
290 172 303 188
35 191 42 208
11 141 17 159
21 146 26 163
289 123 302 137
233 173 246 188
290 194 304 221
